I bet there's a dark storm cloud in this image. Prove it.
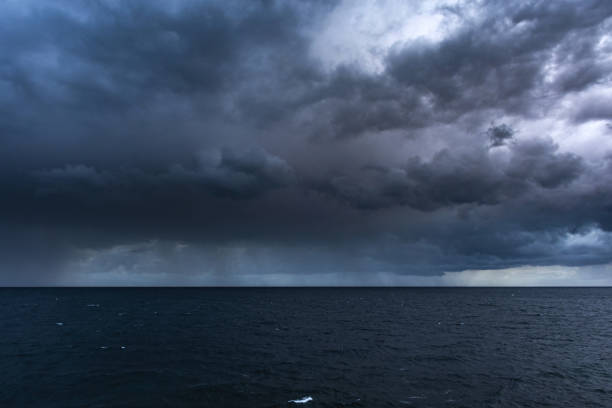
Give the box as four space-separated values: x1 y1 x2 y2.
487 124 515 147
0 0 301 102
388 0 612 105
317 136 585 210
0 147 296 240
0 0 322 172
287 0 612 140
218 0 612 143
1 0 612 284
505 138 584 188
32 148 295 199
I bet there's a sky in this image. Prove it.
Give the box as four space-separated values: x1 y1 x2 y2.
1 0 612 286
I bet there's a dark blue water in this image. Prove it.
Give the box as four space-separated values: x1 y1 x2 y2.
1 288 611 407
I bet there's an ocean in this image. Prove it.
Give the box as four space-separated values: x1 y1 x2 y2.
1 288 611 407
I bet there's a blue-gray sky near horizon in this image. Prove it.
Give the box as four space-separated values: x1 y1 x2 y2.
2 0 612 285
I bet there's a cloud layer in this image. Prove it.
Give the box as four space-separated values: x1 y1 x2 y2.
1 0 612 284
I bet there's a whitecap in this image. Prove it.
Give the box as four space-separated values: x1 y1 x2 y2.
56 322 64 326
288 396 313 404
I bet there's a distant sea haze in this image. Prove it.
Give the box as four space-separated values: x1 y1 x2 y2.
2 288 611 407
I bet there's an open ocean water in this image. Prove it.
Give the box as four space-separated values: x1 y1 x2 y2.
1 288 611 407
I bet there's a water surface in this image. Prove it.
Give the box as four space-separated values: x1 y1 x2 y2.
1 288 611 407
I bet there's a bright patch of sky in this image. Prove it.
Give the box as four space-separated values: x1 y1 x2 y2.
310 0 469 74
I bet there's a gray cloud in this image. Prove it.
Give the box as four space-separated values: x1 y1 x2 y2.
572 93 612 123
220 0 612 143
505 137 584 188
31 147 295 198
1 0 612 284
317 136 584 210
488 124 516 147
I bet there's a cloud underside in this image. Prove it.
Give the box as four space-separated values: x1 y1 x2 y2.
1 0 612 284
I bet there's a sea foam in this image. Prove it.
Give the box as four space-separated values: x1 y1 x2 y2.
288 396 313 404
